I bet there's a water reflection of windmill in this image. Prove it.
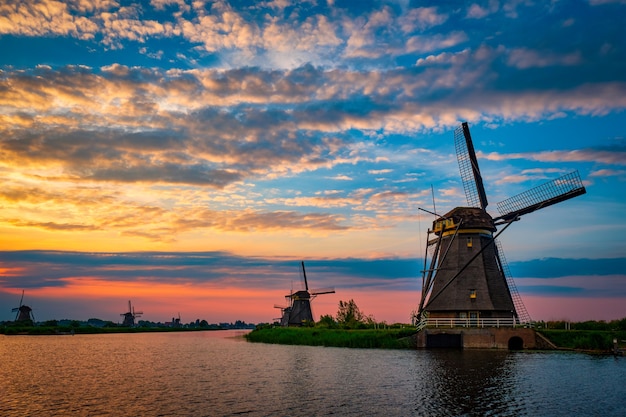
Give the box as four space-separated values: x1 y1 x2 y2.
275 261 335 326
12 290 35 322
416 122 586 328
120 300 143 326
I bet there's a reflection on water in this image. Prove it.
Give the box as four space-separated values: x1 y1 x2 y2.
1 331 625 416
417 350 520 416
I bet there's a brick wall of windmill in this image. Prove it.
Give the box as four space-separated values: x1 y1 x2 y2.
414 328 546 349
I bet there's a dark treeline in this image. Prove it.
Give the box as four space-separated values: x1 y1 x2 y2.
0 318 260 335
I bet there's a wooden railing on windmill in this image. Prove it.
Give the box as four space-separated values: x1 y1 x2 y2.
415 122 586 330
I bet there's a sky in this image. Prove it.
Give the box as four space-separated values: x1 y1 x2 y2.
1 0 625 325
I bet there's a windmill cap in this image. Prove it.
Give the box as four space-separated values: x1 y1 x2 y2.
434 207 496 232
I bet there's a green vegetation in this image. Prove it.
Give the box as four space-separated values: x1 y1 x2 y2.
535 318 626 351
249 299 626 352
246 326 416 349
535 318 626 331
538 329 626 351
0 318 257 335
0 322 219 335
246 299 416 349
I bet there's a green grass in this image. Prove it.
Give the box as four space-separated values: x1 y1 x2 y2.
247 326 626 352
245 326 416 349
538 329 626 351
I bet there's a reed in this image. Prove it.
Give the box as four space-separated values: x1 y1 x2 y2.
245 326 416 349
538 329 626 351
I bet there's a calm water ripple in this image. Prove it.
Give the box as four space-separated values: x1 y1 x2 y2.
1 330 625 416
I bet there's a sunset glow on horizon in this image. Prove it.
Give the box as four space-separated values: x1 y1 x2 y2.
1 0 625 324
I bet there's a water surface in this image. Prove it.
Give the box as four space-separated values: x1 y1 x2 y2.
1 330 624 416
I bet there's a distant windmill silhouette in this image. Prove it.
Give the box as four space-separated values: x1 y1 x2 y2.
416 122 586 327
12 290 35 322
120 300 143 326
277 261 335 326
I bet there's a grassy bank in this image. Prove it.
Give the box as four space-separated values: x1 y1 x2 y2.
245 326 416 349
537 329 626 352
246 326 626 353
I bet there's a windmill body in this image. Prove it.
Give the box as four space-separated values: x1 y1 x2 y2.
14 305 34 322
12 290 35 322
417 122 586 328
120 300 143 327
425 207 515 322
278 261 335 326
288 290 314 325
276 306 291 326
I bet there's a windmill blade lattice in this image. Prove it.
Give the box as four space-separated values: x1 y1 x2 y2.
495 171 586 222
455 123 488 209
495 239 531 324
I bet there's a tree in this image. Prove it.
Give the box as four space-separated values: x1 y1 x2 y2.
336 299 365 327
317 314 337 328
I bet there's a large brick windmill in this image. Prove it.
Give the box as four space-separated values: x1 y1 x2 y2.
416 122 586 328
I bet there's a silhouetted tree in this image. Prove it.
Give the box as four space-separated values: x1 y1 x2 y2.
336 299 365 327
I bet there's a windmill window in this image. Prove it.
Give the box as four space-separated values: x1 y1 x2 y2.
469 289 477 299
467 237 473 248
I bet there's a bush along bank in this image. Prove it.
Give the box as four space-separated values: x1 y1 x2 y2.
537 329 626 353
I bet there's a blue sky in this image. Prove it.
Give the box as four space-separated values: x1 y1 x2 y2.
0 0 625 323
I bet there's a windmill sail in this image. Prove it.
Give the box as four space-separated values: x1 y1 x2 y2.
310 287 335 295
455 122 488 209
300 261 309 291
494 171 586 223
494 239 531 324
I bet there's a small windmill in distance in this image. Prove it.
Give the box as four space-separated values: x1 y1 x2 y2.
277 261 335 326
12 290 35 322
120 300 143 326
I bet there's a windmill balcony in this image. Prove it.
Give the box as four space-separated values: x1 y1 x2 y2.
417 316 529 329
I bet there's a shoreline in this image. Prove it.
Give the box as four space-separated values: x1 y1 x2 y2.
0 326 242 336
245 326 626 354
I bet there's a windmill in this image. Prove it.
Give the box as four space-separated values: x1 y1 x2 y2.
273 304 292 327
120 300 143 326
416 122 586 328
12 290 35 322
278 261 335 326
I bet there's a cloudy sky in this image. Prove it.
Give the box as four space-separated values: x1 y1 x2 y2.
1 0 625 324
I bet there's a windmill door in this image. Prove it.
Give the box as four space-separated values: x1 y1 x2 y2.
469 311 479 326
